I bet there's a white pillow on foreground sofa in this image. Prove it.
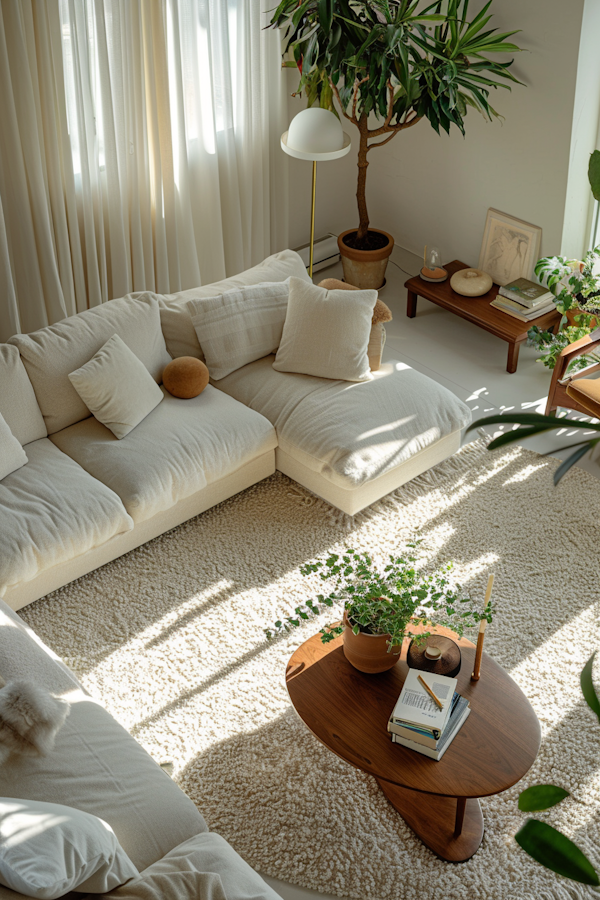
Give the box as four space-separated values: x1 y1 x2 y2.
97 832 281 900
0 798 138 899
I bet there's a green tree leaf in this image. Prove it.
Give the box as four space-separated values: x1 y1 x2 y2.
588 149 600 202
518 785 569 812
581 651 600 723
515 820 599 886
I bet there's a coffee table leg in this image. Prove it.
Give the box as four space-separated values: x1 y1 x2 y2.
455 797 466 836
407 289 418 318
506 340 521 373
375 778 483 862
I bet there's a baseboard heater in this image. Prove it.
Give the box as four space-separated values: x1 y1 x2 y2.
293 233 340 273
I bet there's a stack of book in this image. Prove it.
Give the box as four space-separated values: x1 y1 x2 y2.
490 278 556 323
387 669 470 761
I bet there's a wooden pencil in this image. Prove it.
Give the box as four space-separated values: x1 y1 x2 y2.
418 673 443 710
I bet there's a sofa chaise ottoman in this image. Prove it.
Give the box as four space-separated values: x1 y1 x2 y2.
0 249 470 610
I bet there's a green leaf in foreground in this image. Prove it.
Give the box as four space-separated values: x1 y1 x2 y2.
518 784 569 812
515 820 599 886
580 651 600 723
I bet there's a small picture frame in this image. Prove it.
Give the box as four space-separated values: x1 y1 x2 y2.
478 209 542 286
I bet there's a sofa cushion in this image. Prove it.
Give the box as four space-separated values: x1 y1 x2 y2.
98 833 281 900
0 797 139 898
0 439 133 596
186 281 290 380
0 602 208 874
51 387 277 524
158 249 310 361
215 357 472 489
0 415 28 482
272 277 376 382
68 335 164 440
8 294 171 435
0 345 46 445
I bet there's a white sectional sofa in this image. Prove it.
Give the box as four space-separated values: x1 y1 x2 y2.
0 249 471 611
0 598 282 900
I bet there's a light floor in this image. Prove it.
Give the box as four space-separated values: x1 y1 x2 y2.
261 246 599 900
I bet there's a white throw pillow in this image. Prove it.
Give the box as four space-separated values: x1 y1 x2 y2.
0 798 138 899
186 280 290 380
98 832 281 900
0 413 28 481
68 334 164 439
273 277 377 382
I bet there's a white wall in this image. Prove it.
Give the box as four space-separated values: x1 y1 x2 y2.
285 0 591 265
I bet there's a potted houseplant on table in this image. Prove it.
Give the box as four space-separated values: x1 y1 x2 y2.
267 545 493 673
270 0 522 289
527 151 600 375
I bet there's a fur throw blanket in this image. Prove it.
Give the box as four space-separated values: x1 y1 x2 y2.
0 678 70 764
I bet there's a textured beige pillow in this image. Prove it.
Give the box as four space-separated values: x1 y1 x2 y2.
68 334 164 439
0 413 28 481
273 277 377 381
273 278 377 381
186 280 290 380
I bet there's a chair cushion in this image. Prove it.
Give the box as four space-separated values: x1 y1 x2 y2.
0 415 27 482
272 278 376 382
0 345 46 445
0 602 208 874
0 439 133 596
8 294 171 435
158 249 311 361
50 387 277 524
215 357 472 489
98 833 281 900
566 376 600 418
68 335 164 439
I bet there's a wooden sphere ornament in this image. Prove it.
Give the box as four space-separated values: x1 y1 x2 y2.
450 267 493 297
407 634 462 678
163 357 209 399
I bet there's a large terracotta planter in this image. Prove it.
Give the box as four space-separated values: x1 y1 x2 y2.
342 611 401 674
338 228 394 290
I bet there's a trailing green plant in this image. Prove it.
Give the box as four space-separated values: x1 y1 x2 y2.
269 0 522 248
514 652 599 886
265 544 492 647
534 247 600 316
527 314 599 374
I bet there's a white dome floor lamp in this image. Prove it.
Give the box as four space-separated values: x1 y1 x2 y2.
281 108 351 279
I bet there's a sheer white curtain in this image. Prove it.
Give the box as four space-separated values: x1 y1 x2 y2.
0 0 288 340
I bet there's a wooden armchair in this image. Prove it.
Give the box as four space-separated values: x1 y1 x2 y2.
546 327 600 418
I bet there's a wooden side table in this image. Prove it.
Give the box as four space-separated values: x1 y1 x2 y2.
286 625 540 862
404 260 561 373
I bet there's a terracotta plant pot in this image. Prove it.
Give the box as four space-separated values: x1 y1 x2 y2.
342 611 401 674
565 307 599 329
337 228 394 290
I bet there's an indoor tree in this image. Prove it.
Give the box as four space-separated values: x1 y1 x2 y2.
270 0 522 250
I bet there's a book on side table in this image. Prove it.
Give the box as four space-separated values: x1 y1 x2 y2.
387 669 470 761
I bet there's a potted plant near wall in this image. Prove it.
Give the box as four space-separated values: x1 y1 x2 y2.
270 0 522 289
266 545 492 673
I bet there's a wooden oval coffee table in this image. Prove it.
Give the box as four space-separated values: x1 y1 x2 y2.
286 625 540 862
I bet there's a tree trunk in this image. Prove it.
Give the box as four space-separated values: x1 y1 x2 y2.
355 114 370 247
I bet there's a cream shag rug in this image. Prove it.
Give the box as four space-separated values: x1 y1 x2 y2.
21 441 600 900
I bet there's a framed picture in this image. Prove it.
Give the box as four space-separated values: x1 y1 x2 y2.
478 209 542 286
